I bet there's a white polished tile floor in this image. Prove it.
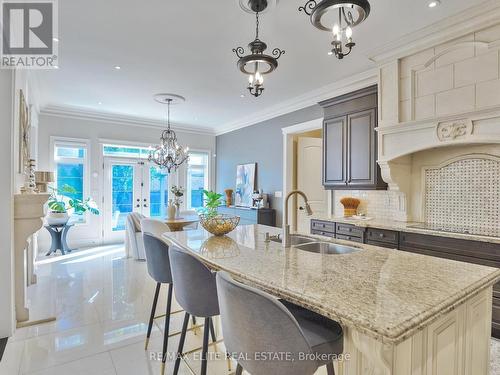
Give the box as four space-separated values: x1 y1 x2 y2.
1 244 499 375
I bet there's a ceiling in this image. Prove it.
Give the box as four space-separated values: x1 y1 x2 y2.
35 0 489 134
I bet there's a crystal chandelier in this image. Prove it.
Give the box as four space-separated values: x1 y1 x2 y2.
299 0 370 59
233 0 285 97
148 94 189 173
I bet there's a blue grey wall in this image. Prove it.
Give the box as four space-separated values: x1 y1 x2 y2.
216 104 323 227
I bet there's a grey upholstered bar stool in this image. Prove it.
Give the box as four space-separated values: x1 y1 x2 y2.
168 246 220 375
142 232 174 375
216 271 344 375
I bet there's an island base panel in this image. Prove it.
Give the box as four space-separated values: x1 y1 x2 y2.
339 287 492 375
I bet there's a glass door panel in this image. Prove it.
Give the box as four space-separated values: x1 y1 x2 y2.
103 158 170 243
104 159 141 243
111 164 135 231
149 167 169 219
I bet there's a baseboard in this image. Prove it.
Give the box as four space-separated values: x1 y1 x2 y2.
0 337 7 362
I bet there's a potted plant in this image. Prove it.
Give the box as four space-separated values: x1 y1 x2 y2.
46 184 100 225
199 190 240 236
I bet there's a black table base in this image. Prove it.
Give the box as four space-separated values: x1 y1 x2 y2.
45 224 75 256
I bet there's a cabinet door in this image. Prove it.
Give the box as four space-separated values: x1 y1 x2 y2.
323 116 347 187
347 109 376 186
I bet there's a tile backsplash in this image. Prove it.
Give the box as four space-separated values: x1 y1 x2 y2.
332 190 407 221
424 157 500 236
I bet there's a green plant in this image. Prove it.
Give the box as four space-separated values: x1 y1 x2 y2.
48 185 100 215
202 190 224 218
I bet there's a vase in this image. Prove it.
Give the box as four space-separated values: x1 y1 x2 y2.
167 201 176 220
224 189 233 207
46 211 69 226
175 204 181 218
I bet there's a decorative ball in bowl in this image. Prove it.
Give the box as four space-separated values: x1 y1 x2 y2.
199 214 240 236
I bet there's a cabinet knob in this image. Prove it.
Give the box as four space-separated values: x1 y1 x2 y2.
379 233 384 238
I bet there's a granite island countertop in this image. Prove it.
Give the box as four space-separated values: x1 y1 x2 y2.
163 224 500 345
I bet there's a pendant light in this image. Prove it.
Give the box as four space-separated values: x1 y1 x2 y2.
233 0 285 97
299 0 370 59
148 94 189 173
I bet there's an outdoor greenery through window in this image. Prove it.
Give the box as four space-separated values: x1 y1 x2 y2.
187 152 209 210
54 142 87 222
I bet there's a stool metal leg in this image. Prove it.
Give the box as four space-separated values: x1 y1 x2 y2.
209 317 217 343
145 282 161 350
173 312 191 375
161 283 173 375
201 318 210 375
235 363 243 375
326 362 335 375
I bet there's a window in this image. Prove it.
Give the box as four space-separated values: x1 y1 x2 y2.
186 152 209 210
103 145 150 159
53 141 88 223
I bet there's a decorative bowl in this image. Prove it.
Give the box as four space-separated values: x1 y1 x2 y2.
199 214 240 236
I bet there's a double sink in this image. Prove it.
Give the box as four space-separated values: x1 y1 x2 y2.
270 234 361 255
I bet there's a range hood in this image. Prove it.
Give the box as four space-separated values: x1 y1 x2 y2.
373 21 500 227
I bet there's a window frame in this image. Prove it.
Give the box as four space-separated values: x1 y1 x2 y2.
50 136 91 225
185 149 211 211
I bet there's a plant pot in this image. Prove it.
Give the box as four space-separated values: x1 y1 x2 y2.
46 211 70 226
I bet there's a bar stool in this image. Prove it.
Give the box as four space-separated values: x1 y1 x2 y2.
142 232 174 375
168 247 220 375
216 271 344 375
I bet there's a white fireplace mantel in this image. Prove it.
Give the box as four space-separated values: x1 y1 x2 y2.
14 193 49 322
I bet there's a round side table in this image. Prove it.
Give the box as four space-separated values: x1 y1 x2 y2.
44 223 75 256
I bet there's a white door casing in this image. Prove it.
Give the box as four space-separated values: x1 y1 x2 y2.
296 137 327 233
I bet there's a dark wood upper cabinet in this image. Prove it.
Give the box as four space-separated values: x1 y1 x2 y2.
320 86 387 190
323 116 347 186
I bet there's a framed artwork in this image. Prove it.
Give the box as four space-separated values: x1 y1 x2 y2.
235 163 256 207
19 90 31 173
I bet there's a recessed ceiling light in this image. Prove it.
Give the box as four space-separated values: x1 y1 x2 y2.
240 94 245 98
53 37 59 42
114 66 121 70
98 101 102 105
53 65 59 69
428 0 440 8
327 51 333 56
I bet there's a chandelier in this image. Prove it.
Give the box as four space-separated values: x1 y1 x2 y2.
299 0 370 59
233 0 285 97
148 94 189 173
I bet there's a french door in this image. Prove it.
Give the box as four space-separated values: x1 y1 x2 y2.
103 158 169 242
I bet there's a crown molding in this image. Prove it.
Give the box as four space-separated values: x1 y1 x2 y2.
216 68 378 136
39 105 216 136
367 0 500 65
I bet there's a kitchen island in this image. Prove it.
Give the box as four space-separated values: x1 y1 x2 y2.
163 224 500 375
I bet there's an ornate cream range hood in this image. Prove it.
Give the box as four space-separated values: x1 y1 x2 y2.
377 108 500 191
372 11 500 224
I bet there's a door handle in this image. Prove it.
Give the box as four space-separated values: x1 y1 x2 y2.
143 204 148 208
136 204 140 208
